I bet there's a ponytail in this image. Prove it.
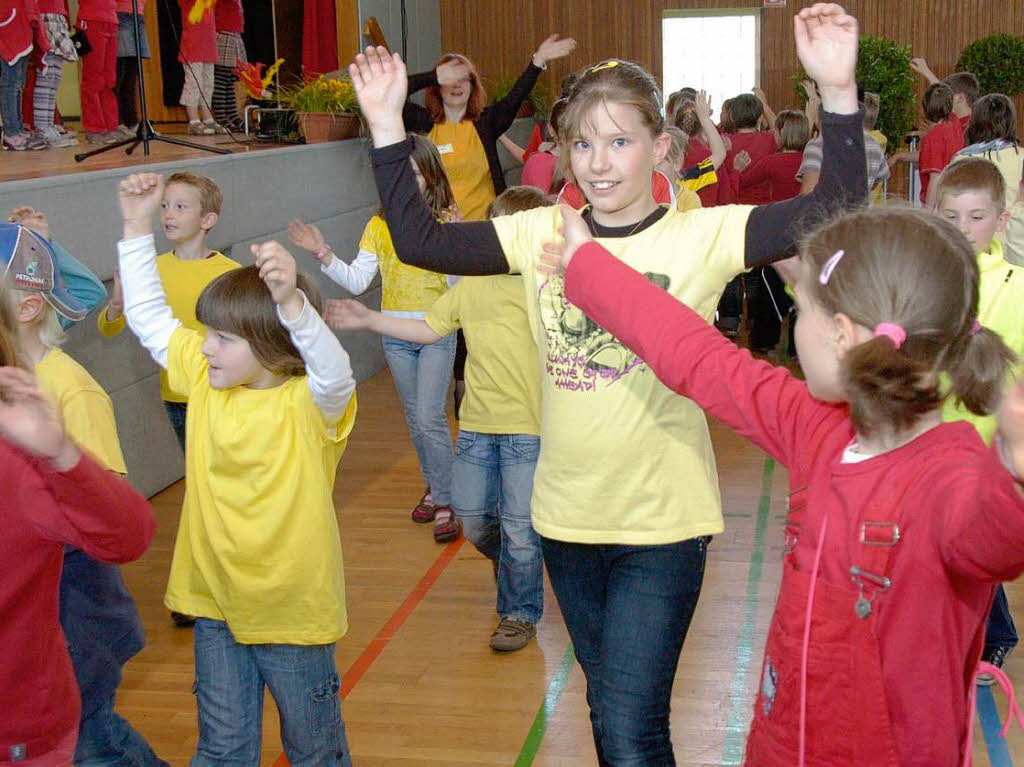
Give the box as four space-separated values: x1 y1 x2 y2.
842 336 943 436
947 325 1016 415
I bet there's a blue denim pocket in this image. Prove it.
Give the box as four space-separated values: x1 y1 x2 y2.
455 431 478 456
306 673 341 737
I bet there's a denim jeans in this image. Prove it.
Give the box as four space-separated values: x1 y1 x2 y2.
191 619 352 767
382 332 456 505
0 56 29 135
163 400 187 454
74 693 169 767
985 584 1019 655
541 536 710 767
453 431 543 624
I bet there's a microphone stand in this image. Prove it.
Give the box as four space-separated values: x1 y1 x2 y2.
75 0 230 161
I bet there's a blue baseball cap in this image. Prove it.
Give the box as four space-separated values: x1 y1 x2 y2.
0 222 89 321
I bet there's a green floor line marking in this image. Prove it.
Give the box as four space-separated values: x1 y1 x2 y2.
721 456 776 765
513 643 577 767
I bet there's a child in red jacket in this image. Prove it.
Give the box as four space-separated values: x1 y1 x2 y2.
551 203 1024 767
1 0 47 150
76 0 120 144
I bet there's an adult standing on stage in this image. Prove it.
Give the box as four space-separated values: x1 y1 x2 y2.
403 34 576 222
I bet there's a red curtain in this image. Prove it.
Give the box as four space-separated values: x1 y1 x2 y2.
302 0 338 75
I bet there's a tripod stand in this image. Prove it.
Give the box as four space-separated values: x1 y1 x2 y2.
75 0 230 162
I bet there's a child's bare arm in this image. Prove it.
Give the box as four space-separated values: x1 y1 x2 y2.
695 91 727 169
498 134 527 164
753 87 777 127
325 298 443 345
289 219 379 295
910 57 940 85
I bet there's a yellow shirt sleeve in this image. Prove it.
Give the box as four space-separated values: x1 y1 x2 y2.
96 307 127 338
62 389 128 474
491 206 563 275
423 282 463 337
166 327 208 400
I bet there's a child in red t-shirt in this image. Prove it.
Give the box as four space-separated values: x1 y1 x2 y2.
77 0 120 143
723 92 779 205
919 83 966 204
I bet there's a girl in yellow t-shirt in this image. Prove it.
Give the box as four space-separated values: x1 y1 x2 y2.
289 134 462 542
116 173 358 766
349 6 864 760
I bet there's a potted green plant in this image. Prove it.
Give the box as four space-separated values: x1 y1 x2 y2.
957 34 1024 97
279 75 362 143
793 34 915 152
486 76 551 120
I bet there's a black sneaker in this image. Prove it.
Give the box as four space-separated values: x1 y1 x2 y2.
978 645 1011 686
716 316 741 337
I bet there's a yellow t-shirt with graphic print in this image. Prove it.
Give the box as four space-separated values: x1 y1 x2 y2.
97 250 240 403
491 203 754 545
362 216 449 313
162 328 357 644
429 120 495 222
942 239 1024 444
425 275 541 435
36 348 127 474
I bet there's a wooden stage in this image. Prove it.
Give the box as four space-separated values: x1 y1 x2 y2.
0 123 288 185
114 369 1024 767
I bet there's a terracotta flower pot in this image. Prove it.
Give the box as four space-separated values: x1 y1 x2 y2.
299 112 360 143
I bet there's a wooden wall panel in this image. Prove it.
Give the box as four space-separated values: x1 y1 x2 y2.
439 0 1024 137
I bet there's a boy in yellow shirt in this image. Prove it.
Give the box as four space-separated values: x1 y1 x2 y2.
934 156 1024 682
325 187 547 652
1 221 169 766
99 171 240 454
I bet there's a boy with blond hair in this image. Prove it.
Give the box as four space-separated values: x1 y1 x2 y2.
100 171 239 454
934 156 1024 683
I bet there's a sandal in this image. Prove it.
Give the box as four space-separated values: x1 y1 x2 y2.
411 488 436 523
433 506 460 543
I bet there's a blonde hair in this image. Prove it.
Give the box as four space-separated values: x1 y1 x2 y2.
558 60 664 146
663 125 689 168
486 186 550 218
166 172 223 216
801 207 1014 435
196 268 322 377
3 282 67 350
0 282 19 367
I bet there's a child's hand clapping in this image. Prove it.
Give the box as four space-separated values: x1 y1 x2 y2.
0 367 79 471
252 241 302 317
324 298 372 331
538 204 593 277
8 207 51 240
733 150 752 172
119 173 164 239
287 219 332 264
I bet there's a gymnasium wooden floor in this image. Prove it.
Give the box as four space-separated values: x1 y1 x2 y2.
116 368 1024 766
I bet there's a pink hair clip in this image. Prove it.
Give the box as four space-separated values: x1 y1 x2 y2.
819 249 845 285
969 319 983 337
874 323 907 349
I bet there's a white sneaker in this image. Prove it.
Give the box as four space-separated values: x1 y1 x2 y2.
39 127 78 148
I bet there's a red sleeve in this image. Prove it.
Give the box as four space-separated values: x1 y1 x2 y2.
558 182 585 209
522 123 543 161
935 448 1024 582
563 242 845 469
28 450 156 563
918 128 945 175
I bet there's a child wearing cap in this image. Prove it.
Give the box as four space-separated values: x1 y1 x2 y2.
1 220 169 767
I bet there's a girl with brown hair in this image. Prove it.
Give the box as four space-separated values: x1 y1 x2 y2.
549 202 1024 766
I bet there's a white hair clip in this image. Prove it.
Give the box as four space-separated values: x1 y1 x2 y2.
819 249 845 285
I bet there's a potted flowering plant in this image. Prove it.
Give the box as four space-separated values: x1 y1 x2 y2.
279 75 362 143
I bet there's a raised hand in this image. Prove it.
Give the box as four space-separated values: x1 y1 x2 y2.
733 150 752 172
794 4 857 111
287 219 329 259
436 59 470 86
533 34 577 67
349 46 409 146
0 367 79 470
8 206 51 240
694 90 712 122
118 173 164 238
538 204 593 277
324 298 373 331
252 241 300 315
